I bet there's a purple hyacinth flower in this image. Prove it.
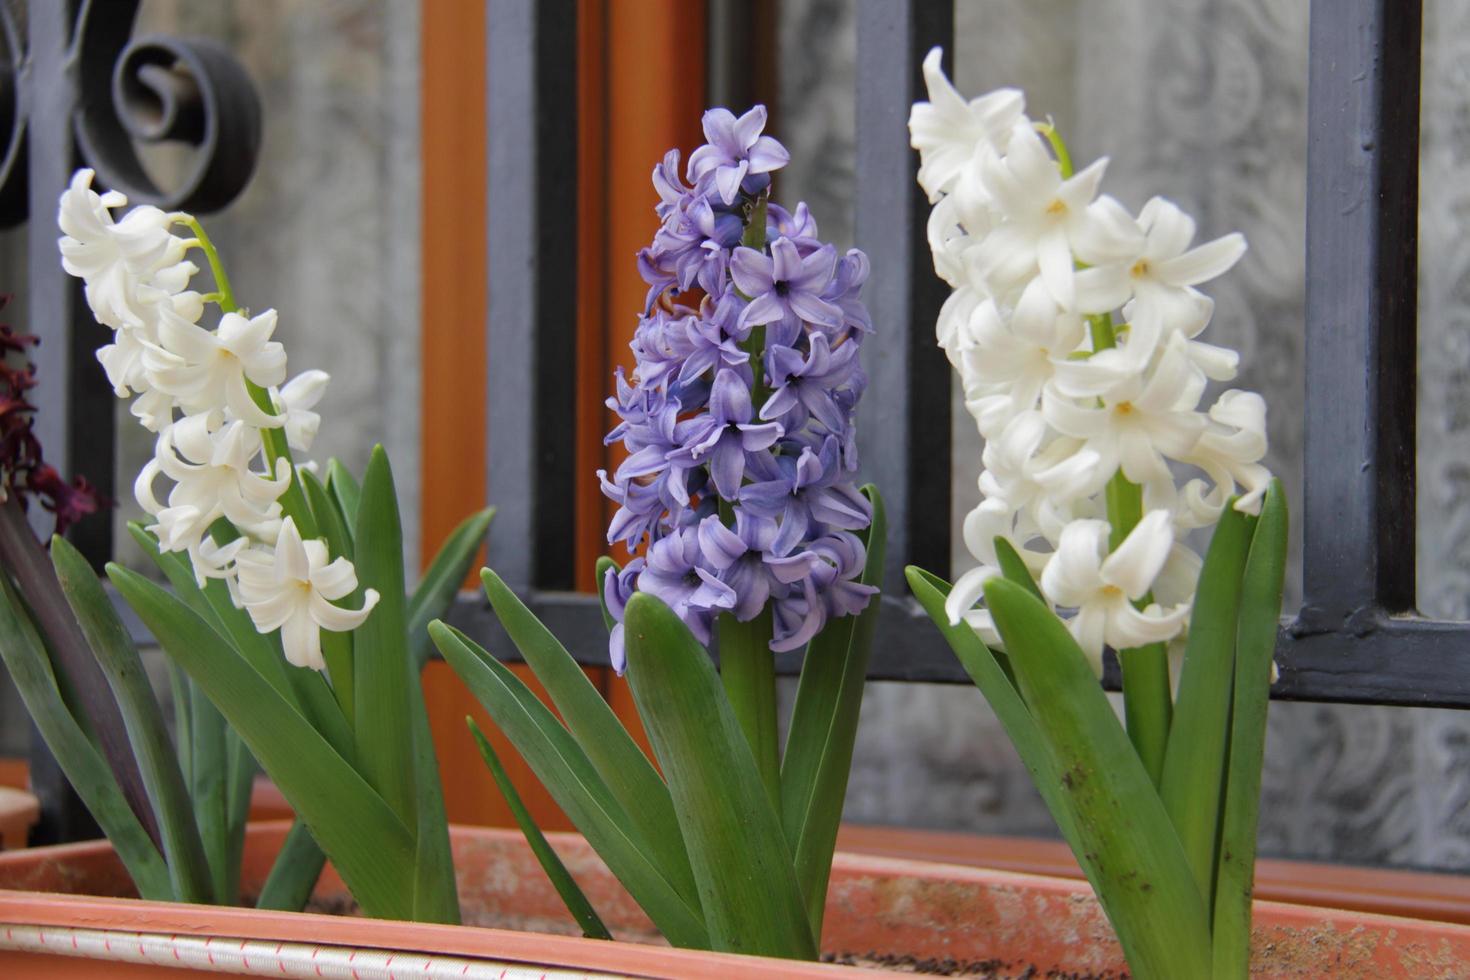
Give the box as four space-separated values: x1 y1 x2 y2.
673 368 782 500
760 332 861 434
687 105 791 205
803 531 879 618
730 238 844 348
637 526 736 646
770 579 826 653
766 202 820 247
822 249 875 338
678 312 749 385
739 435 873 555
696 510 785 621
602 559 645 674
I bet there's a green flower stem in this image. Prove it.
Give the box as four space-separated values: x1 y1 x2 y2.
1040 121 1074 180
718 607 781 809
1089 312 1171 784
183 217 318 540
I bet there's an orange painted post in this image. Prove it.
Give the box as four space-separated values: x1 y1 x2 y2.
594 0 709 754
419 0 708 823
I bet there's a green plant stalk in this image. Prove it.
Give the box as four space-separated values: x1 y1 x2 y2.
223 732 256 905
1091 314 1171 785
718 608 781 809
183 216 318 541
468 718 612 940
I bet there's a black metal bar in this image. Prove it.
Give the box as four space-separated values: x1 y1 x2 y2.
425 593 1470 710
484 0 579 591
1300 0 1421 626
854 0 953 594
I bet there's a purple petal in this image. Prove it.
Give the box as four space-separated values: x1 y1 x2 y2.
709 437 747 499
609 623 627 674
729 247 774 295
737 421 783 452
787 291 845 330
769 238 803 282
760 386 798 422
709 368 753 424
739 292 787 329
715 161 748 206
731 105 768 151
746 135 790 174
698 514 747 570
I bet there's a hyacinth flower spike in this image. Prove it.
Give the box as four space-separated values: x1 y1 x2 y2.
33 168 494 921
434 104 886 960
905 51 1286 980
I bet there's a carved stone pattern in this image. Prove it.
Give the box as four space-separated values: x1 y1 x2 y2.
781 0 1470 872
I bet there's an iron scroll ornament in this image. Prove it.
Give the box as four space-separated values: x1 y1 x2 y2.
0 0 261 228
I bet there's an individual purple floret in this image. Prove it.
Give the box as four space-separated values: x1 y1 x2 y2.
600 104 877 669
687 106 791 205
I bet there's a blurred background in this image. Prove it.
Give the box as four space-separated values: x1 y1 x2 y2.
1 0 1468 873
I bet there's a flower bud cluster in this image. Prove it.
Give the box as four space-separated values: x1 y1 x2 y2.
909 52 1271 673
58 169 375 671
601 106 876 670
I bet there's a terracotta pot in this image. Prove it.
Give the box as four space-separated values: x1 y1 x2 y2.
0 821 1466 978
0 788 38 851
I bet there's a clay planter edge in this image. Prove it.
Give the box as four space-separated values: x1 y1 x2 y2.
0 821 1467 978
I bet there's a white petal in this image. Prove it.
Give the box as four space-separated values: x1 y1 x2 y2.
1040 519 1108 607
1100 510 1174 599
945 565 996 625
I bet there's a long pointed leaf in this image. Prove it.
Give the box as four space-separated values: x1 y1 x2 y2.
223 732 257 905
1213 480 1288 979
190 680 230 902
984 577 1211 980
0 499 158 847
410 507 495 671
0 574 171 899
906 567 1086 867
1159 503 1256 902
50 536 213 905
481 568 696 906
409 624 459 924
256 819 327 911
326 458 362 528
993 537 1045 602
431 621 707 948
352 446 416 828
109 565 417 919
468 718 611 940
781 484 885 935
623 593 815 960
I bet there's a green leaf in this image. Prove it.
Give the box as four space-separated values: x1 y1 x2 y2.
467 718 611 940
408 618 459 924
431 621 707 948
223 731 257 905
781 484 885 935
50 536 214 905
256 819 327 911
623 593 815 960
0 573 171 900
109 564 417 920
905 567 1086 866
326 458 362 529
410 507 495 672
0 500 158 848
1213 480 1288 980
352 446 416 828
594 557 619 632
1159 503 1256 903
993 536 1045 602
717 608 780 808
984 577 1211 980
189 679 230 902
480 569 696 906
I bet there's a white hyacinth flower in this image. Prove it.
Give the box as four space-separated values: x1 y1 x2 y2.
135 414 290 555
276 370 331 452
1039 511 1191 674
57 169 195 329
908 48 1025 202
145 308 287 426
236 518 380 671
